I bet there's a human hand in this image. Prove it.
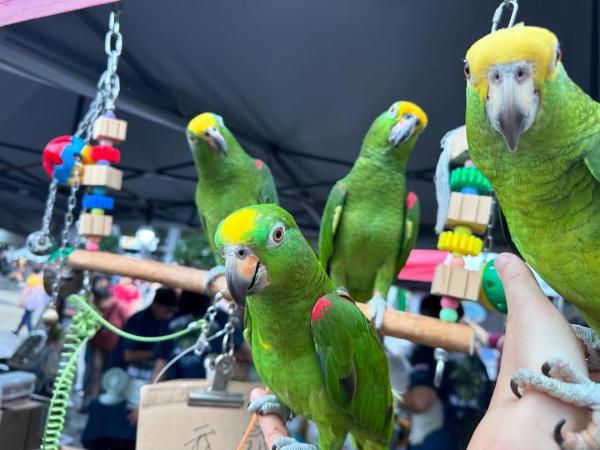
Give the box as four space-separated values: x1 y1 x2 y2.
469 253 589 449
250 388 290 448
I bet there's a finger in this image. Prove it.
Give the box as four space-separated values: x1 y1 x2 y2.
251 388 289 448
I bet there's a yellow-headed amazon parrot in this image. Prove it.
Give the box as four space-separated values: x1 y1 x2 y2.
216 204 393 450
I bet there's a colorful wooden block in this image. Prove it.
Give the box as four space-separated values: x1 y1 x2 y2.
446 192 493 234
81 165 123 190
79 213 113 236
430 264 481 302
93 116 128 143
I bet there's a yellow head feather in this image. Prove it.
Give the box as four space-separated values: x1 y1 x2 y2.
188 113 218 135
398 101 428 128
216 207 258 246
466 26 559 97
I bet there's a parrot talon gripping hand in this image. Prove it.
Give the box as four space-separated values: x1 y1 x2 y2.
216 205 394 449
368 294 387 331
510 357 600 450
272 437 317 450
572 325 600 372
248 394 293 421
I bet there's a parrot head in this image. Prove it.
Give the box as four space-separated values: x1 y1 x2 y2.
465 26 562 152
215 204 317 307
187 112 228 156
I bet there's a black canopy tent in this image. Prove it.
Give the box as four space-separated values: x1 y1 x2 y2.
0 0 597 246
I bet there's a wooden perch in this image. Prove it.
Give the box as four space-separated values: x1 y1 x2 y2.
68 250 474 354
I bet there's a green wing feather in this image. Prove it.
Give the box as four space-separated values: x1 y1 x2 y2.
310 294 393 442
584 144 600 183
318 180 348 272
395 192 420 275
257 160 279 204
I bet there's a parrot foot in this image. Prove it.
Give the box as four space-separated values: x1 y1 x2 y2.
368 294 387 331
510 357 600 449
203 265 226 295
248 394 292 421
572 325 600 372
271 436 317 450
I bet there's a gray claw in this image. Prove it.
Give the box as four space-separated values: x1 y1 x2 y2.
272 436 317 450
368 295 386 331
203 266 226 294
248 394 292 421
572 325 600 372
554 418 566 446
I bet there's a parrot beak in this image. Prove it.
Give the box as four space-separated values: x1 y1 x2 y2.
204 127 228 155
222 245 267 307
485 62 539 152
389 114 419 146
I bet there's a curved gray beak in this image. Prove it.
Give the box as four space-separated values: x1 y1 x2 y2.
205 127 228 155
389 115 418 146
485 62 539 152
223 245 263 307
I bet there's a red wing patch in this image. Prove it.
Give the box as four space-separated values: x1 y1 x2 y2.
311 297 332 323
256 159 263 170
406 192 417 209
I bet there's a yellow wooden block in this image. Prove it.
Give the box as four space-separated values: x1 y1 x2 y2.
446 192 492 235
79 213 112 236
93 116 127 143
430 264 482 302
81 165 122 190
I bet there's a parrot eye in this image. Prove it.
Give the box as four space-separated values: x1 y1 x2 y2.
463 60 471 79
555 45 562 66
188 135 198 145
387 103 399 118
268 224 285 247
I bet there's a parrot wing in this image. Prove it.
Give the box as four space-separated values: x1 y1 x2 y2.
318 180 348 272
311 293 393 439
256 159 279 204
395 192 420 276
583 143 600 183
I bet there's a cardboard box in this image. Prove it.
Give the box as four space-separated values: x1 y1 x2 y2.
0 400 44 450
137 380 267 450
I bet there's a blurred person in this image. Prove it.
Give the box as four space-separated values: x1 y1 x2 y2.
153 290 245 381
82 283 128 410
13 267 48 334
403 295 492 450
111 287 178 382
112 276 141 316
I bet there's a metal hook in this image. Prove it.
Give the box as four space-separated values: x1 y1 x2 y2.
433 348 448 388
491 0 519 32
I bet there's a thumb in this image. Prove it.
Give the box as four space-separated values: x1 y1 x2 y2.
494 253 546 315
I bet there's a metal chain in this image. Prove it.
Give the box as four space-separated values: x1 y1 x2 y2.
221 303 237 357
74 10 122 141
491 0 519 32
194 297 221 356
50 159 82 308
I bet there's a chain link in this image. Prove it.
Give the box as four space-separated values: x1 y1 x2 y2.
491 0 519 32
50 159 82 308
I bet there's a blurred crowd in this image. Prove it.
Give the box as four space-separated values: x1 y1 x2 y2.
1 259 508 450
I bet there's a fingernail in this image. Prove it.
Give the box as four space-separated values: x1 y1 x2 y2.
494 253 513 271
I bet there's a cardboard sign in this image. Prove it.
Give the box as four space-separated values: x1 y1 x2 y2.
0 0 119 27
138 380 267 450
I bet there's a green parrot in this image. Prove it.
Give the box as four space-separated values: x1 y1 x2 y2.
319 101 425 329
464 25 600 447
187 112 278 265
215 204 393 450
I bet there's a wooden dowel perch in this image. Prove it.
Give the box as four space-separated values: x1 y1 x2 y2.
68 250 475 354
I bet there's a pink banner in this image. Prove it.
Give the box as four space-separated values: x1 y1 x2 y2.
0 0 119 27
398 249 448 283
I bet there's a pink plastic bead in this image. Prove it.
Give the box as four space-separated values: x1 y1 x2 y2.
441 297 460 309
86 241 100 251
451 256 465 268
